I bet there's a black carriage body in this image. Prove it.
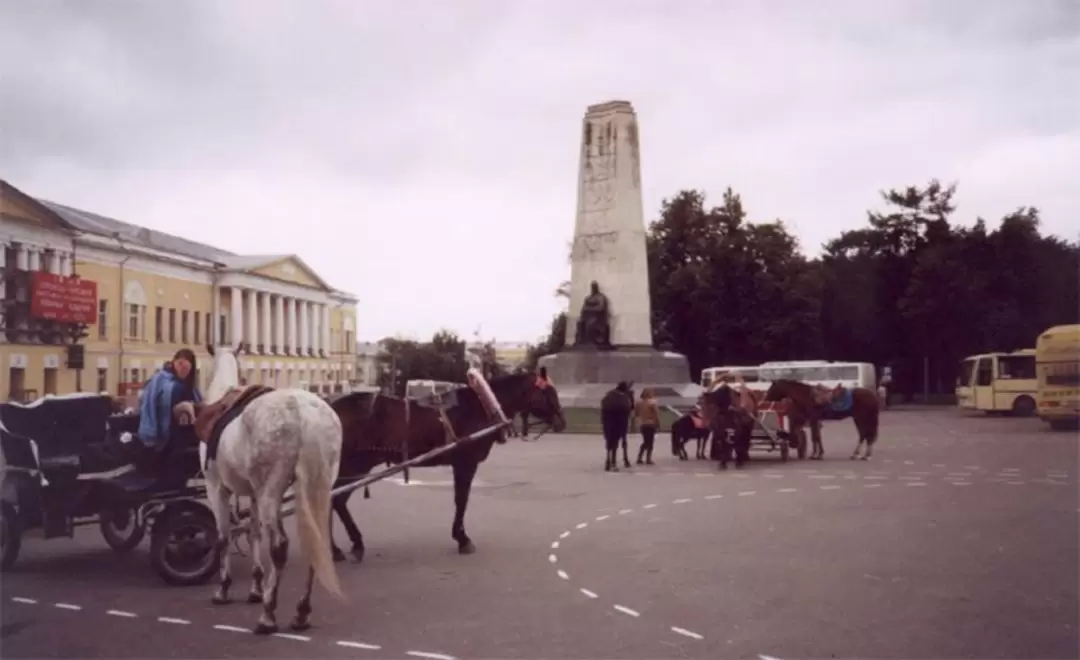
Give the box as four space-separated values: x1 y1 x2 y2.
0 396 200 539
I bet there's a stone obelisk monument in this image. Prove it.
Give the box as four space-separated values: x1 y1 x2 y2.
539 100 695 407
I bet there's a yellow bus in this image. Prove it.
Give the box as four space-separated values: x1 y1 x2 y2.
956 349 1037 416
1035 324 1080 430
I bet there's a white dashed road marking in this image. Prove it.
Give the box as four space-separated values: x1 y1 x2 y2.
337 640 382 650
557 570 569 580
157 617 190 625
671 626 705 640
214 625 250 633
580 588 598 599
107 610 137 618
55 603 82 611
575 522 588 529
406 651 457 660
273 632 311 642
614 605 641 617
11 597 37 604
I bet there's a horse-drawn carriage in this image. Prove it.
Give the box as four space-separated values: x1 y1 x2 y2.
747 400 807 461
0 393 219 584
0 365 557 592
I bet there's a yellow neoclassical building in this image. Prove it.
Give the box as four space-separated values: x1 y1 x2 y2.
1 179 358 402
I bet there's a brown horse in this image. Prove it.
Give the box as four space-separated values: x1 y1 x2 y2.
327 372 565 562
700 383 758 469
764 379 880 460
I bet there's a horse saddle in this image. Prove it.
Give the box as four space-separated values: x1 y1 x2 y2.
412 388 459 411
195 385 274 462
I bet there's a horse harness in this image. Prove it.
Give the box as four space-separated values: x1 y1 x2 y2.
194 385 275 464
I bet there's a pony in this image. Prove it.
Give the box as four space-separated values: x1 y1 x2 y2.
763 379 880 460
671 408 711 460
187 345 343 635
327 371 564 562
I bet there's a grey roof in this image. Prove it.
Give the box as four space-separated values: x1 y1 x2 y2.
35 197 358 298
41 200 235 263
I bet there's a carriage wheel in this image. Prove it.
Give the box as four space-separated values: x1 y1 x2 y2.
149 504 220 587
1 502 21 571
100 507 146 553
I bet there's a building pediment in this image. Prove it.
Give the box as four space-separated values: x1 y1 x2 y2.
222 254 331 291
0 180 76 234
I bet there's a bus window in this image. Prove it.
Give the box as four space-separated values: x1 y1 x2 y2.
959 359 976 386
998 355 1036 380
1046 364 1080 387
975 358 993 386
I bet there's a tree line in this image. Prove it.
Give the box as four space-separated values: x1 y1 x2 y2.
527 179 1080 400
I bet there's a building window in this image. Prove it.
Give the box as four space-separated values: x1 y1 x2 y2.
168 308 176 343
193 311 201 344
126 303 144 340
345 331 353 353
181 310 189 344
98 300 108 340
97 368 108 393
154 306 163 343
205 313 212 345
219 313 227 345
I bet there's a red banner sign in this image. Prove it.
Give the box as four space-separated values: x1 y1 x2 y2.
29 271 98 324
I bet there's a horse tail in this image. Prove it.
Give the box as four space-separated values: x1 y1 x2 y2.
294 400 344 600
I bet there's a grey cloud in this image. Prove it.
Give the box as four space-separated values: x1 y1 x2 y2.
1 0 1077 341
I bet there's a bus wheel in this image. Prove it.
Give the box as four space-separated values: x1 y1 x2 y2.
1011 396 1036 417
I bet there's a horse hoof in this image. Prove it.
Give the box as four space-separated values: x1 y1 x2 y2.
860 456 870 461
211 594 231 606
350 546 366 563
332 547 346 563
289 618 311 632
247 593 263 604
253 622 278 636
849 455 857 460
458 540 476 555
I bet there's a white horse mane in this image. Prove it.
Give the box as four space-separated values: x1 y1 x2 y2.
205 346 240 403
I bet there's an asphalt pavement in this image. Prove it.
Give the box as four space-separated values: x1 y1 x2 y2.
2 407 1077 659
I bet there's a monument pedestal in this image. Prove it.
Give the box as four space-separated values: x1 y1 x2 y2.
538 347 700 408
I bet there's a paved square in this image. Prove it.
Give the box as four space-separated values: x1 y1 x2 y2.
2 408 1077 659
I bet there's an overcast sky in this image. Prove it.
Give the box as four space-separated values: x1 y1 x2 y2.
2 0 1077 343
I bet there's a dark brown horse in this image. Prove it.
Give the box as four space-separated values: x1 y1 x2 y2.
700 384 756 469
763 379 880 460
327 372 565 562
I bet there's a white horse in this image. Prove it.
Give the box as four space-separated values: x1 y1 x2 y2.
194 345 344 634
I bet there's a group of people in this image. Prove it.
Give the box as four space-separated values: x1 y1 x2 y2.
599 381 662 471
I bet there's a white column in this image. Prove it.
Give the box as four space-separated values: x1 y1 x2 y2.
260 291 271 354
15 245 28 271
313 303 323 356
299 301 310 356
230 287 244 348
60 253 72 277
286 298 298 356
27 248 40 272
246 288 258 350
322 305 332 355
273 295 285 354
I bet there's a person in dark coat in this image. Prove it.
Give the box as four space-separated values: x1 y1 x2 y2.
600 381 634 471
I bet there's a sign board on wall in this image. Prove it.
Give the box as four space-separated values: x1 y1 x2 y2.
30 272 98 324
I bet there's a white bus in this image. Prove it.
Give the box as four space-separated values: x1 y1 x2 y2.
700 365 770 391
701 361 877 392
